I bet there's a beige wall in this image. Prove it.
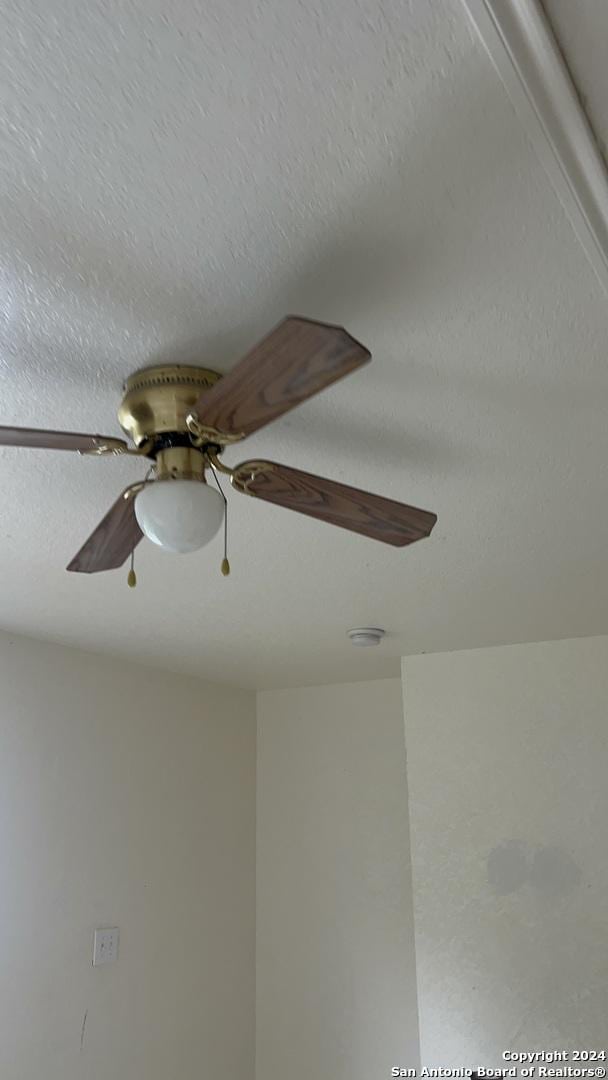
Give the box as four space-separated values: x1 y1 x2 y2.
0 631 256 1080
402 637 608 1064
12 624 602 1075
256 678 420 1080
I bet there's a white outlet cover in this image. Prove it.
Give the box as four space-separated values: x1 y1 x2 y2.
93 927 119 966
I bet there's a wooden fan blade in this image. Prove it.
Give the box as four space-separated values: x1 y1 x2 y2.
231 461 437 547
67 484 144 573
191 316 370 440
0 426 128 453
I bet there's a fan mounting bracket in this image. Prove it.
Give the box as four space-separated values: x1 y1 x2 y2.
186 411 245 448
79 436 138 457
231 460 275 494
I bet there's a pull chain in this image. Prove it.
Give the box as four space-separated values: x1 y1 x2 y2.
209 463 230 576
127 549 137 588
127 469 153 589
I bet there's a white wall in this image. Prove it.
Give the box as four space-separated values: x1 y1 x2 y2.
16 624 604 1077
402 637 608 1064
256 678 420 1080
0 631 256 1080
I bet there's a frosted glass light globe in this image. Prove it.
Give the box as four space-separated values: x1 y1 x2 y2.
135 479 224 554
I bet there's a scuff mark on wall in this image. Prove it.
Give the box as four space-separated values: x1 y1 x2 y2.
487 839 528 894
80 1009 88 1053
487 840 581 898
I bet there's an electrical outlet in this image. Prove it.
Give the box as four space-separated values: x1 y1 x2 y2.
93 927 119 966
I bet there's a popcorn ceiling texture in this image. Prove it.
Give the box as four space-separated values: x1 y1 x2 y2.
1 0 608 687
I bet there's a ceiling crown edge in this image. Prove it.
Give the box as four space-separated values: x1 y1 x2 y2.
462 0 608 295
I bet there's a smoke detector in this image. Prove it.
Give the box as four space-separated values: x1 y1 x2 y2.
347 627 385 647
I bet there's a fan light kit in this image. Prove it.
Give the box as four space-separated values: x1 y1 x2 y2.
0 316 437 581
134 479 225 554
347 628 386 647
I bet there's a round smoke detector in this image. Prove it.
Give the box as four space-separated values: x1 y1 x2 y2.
347 627 385 647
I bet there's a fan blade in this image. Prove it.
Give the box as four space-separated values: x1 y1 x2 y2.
0 426 128 453
191 316 370 440
67 484 145 573
231 461 437 547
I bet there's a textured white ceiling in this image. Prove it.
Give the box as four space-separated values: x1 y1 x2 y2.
1 0 608 689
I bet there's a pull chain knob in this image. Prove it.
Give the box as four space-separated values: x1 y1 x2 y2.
127 550 137 588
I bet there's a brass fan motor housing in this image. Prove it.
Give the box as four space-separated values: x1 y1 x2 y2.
117 364 222 447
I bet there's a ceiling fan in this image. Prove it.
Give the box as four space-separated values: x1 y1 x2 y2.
0 316 437 576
